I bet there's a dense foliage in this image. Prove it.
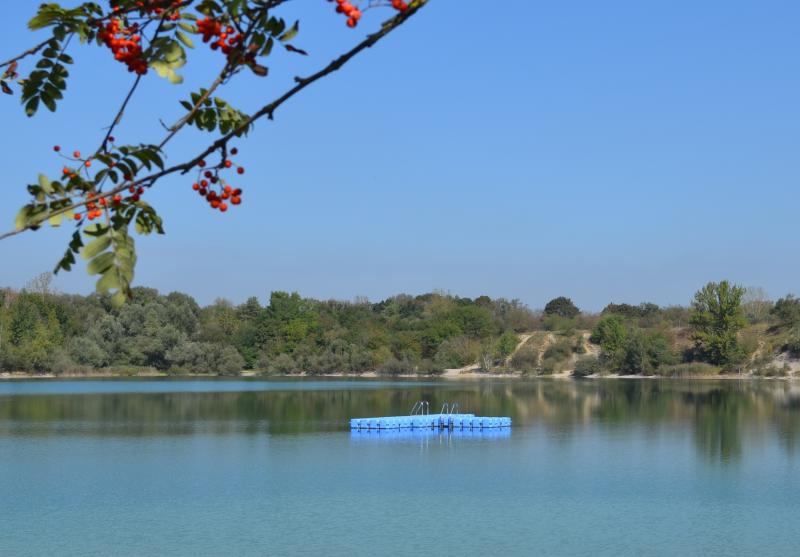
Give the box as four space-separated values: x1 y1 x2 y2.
0 279 537 375
1 277 797 376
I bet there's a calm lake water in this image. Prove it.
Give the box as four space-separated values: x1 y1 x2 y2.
2 378 800 556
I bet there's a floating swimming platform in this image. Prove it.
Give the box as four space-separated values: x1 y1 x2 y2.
350 427 511 442
350 402 512 430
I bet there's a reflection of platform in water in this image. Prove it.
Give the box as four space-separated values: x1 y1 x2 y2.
350 427 511 442
349 401 512 431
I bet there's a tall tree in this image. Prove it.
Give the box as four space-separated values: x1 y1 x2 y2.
690 281 747 367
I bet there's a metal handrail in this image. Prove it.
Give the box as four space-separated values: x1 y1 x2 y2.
410 400 431 416
440 402 450 414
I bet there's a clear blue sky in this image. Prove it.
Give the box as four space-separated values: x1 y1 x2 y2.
1 1 798 310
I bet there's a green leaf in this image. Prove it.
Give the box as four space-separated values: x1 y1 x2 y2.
176 30 194 49
81 234 111 260
278 21 299 43
25 97 40 117
96 269 121 292
14 205 34 230
41 92 56 112
48 213 63 227
38 174 53 195
110 290 127 308
86 251 115 275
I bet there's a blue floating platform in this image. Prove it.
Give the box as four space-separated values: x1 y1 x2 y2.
350 427 511 442
350 402 511 431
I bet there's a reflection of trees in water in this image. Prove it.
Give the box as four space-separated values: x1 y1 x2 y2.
683 388 747 463
1 381 800 459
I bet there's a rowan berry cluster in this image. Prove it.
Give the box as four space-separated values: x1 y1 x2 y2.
53 142 140 223
329 0 408 28
97 18 148 75
391 0 409 12
197 17 248 59
331 0 362 28
131 0 183 20
190 148 244 213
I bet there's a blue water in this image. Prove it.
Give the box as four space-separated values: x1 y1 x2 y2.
1 379 799 556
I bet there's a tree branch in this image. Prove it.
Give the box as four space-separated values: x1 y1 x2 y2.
0 39 50 69
0 0 428 242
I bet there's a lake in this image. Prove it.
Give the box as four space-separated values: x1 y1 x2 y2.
1 378 799 556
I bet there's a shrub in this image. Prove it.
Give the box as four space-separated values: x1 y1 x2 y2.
377 358 414 376
540 356 562 375
752 365 787 378
543 340 572 362
495 331 520 360
654 363 721 377
572 355 601 377
417 358 444 375
268 353 300 375
510 347 539 374
572 334 586 354
434 336 479 369
542 315 577 334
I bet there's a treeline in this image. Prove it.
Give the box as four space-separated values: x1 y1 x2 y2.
1 276 797 376
0 275 538 375
577 283 800 377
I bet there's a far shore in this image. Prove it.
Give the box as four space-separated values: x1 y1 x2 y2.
1 370 796 381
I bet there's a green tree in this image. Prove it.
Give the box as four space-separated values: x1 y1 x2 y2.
771 295 800 329
690 281 747 367
590 315 627 356
543 296 580 319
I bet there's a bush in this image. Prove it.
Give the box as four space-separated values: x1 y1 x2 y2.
417 358 444 375
654 363 721 377
752 365 788 378
785 327 800 357
268 353 300 375
510 347 539 374
542 315 577 333
216 346 245 376
543 340 571 362
495 331 520 360
377 358 414 376
572 355 601 377
572 334 586 354
433 335 479 369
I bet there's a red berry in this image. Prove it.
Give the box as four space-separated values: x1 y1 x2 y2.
219 202 228 212
85 160 92 167
237 167 244 175
73 150 81 158
230 148 238 155
54 145 61 152
192 183 200 191
198 159 206 168
73 213 82 221
224 160 232 168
